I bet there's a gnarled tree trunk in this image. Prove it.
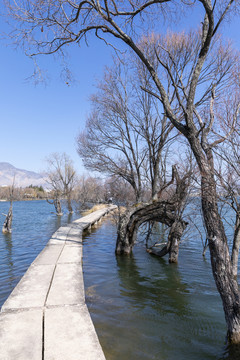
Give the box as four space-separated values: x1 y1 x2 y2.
67 195 73 213
201 171 240 343
189 132 240 342
231 211 240 279
47 195 63 216
116 201 187 263
54 198 63 216
116 166 190 262
147 219 186 263
2 202 13 234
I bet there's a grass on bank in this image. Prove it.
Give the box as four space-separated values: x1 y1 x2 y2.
81 204 109 216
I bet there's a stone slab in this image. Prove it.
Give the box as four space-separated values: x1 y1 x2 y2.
51 226 70 240
48 226 71 245
73 208 111 227
1 264 55 311
44 305 106 360
65 229 82 245
57 244 82 264
78 221 92 230
48 237 66 245
46 263 85 306
33 244 64 265
65 236 82 245
0 309 42 360
67 226 82 236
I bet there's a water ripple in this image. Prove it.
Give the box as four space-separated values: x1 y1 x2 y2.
83 220 229 360
0 200 80 307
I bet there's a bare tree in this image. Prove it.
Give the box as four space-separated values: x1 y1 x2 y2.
46 153 77 213
4 0 240 343
77 61 145 202
75 174 104 206
75 174 136 206
144 28 240 343
77 58 176 202
105 175 137 205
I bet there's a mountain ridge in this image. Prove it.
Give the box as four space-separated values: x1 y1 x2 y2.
0 162 47 188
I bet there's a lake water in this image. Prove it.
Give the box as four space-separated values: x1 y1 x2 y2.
0 200 240 359
83 220 240 360
0 200 80 306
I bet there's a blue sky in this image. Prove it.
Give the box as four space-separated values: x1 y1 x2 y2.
1 36 114 173
0 6 239 175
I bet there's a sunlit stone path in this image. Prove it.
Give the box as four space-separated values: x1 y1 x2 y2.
0 205 116 360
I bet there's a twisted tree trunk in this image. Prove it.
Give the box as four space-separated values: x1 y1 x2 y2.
201 172 240 343
67 195 73 213
189 133 240 343
231 211 240 279
2 202 13 234
146 219 186 263
116 201 187 263
54 198 63 216
47 196 63 216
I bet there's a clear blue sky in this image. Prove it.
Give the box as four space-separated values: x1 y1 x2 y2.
1 36 114 174
0 6 239 175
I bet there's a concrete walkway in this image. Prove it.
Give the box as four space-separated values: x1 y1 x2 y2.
0 205 117 360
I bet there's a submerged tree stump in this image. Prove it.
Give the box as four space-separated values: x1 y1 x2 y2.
2 202 13 234
147 219 187 263
47 197 63 216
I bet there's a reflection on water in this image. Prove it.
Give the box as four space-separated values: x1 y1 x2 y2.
220 343 240 360
0 200 80 307
83 220 240 360
2 233 14 289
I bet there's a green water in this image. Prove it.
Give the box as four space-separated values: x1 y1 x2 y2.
83 220 240 360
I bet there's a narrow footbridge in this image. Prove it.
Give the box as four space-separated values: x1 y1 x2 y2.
0 205 116 360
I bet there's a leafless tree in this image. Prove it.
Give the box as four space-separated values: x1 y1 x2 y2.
104 175 137 205
75 174 136 206
4 0 240 343
75 174 104 206
77 65 146 202
77 57 176 202
46 153 77 213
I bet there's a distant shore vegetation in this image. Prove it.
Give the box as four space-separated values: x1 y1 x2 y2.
0 174 137 205
0 184 48 201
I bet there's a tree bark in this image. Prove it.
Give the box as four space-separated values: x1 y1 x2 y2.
67 195 73 213
116 201 187 263
2 202 13 234
200 164 240 343
47 197 63 216
147 219 186 263
231 212 240 279
168 220 185 263
186 130 240 342
54 198 63 216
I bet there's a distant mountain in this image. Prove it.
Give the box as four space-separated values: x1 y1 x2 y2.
0 162 47 188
